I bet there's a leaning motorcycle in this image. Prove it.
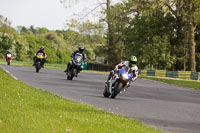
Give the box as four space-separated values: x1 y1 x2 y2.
66 53 83 80
103 66 133 99
35 53 44 72
6 53 12 65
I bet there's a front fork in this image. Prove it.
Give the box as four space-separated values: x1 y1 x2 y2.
108 75 118 94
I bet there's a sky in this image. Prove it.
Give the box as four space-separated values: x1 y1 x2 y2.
0 0 101 30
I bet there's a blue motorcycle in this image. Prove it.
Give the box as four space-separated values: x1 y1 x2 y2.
104 66 133 98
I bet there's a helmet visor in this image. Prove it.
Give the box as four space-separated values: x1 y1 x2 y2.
130 61 137 64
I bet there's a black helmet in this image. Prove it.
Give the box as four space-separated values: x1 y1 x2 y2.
78 46 85 53
40 46 44 51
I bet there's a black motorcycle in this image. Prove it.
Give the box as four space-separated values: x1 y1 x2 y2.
35 53 44 73
66 53 83 80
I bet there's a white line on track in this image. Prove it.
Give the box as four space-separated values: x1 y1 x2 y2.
0 65 18 80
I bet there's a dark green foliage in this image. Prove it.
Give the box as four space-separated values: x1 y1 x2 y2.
15 41 25 61
25 34 61 63
103 0 200 70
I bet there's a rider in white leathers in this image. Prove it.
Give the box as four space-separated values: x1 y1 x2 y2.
106 56 138 87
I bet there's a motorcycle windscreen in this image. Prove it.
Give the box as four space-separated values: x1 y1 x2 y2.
119 67 133 80
37 53 44 59
7 54 12 58
119 67 126 74
119 67 130 74
74 54 83 65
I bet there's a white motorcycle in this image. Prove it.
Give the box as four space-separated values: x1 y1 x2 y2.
103 66 133 98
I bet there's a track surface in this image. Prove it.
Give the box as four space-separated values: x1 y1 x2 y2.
1 65 200 133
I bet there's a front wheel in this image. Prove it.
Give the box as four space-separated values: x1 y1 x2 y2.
7 59 10 65
36 67 39 72
103 84 110 97
35 63 41 73
67 68 74 80
111 82 123 99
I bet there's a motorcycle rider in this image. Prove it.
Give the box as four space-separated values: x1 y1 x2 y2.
5 51 12 62
106 56 138 87
33 46 47 67
64 46 86 73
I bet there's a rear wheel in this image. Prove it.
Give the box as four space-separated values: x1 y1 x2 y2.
111 82 123 99
7 62 10 65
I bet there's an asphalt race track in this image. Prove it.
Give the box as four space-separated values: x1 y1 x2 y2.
1 65 200 133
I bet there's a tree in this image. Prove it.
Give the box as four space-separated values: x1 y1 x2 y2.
0 15 12 33
15 41 25 61
0 32 15 57
60 0 119 64
143 35 174 69
158 0 200 71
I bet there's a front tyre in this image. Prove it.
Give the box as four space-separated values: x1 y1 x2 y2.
103 84 110 97
67 68 74 80
35 63 41 73
7 59 10 65
111 82 123 99
36 67 39 72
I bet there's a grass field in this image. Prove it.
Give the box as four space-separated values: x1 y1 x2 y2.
0 67 164 133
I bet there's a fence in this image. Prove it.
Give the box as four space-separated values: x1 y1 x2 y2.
139 69 200 81
83 62 114 72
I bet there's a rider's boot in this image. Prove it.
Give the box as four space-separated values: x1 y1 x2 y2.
64 63 70 72
126 81 131 88
64 68 68 72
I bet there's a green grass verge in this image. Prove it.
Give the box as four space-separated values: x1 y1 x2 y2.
140 76 200 90
0 58 66 70
0 68 163 133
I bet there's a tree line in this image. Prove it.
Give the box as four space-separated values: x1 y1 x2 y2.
1 0 200 71
102 0 200 71
0 15 106 64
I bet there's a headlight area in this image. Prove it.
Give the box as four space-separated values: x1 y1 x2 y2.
122 74 129 80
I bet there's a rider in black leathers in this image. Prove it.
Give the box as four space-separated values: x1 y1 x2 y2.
64 46 86 73
33 46 47 67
